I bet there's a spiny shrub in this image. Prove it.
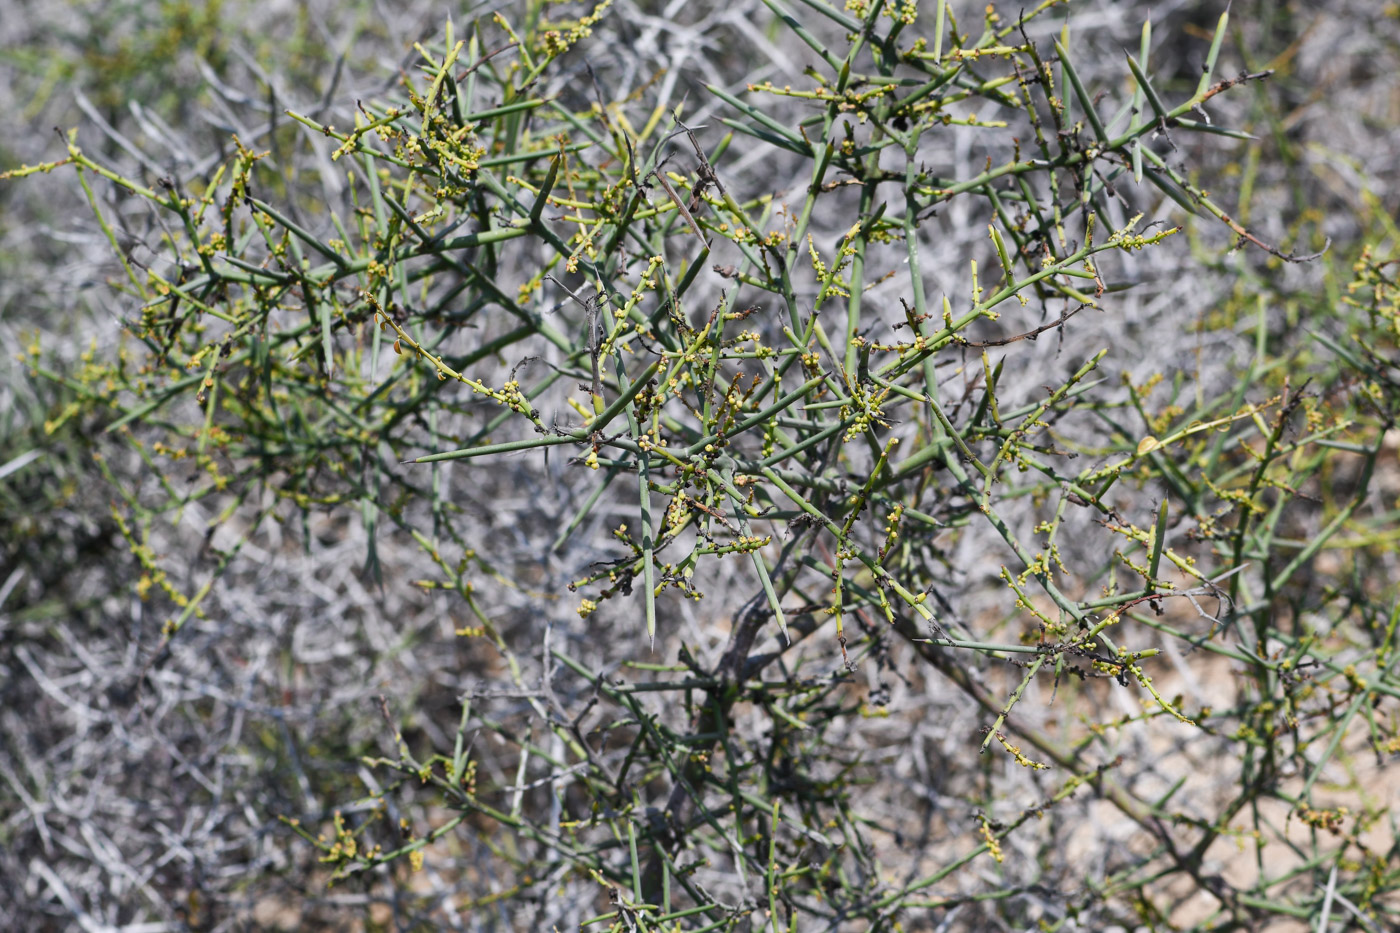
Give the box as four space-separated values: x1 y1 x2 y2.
7 0 1397 929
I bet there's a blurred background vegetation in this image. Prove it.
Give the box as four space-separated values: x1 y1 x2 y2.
2 1 1398 930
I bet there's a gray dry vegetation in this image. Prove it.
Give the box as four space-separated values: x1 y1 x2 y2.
2 1 1398 931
